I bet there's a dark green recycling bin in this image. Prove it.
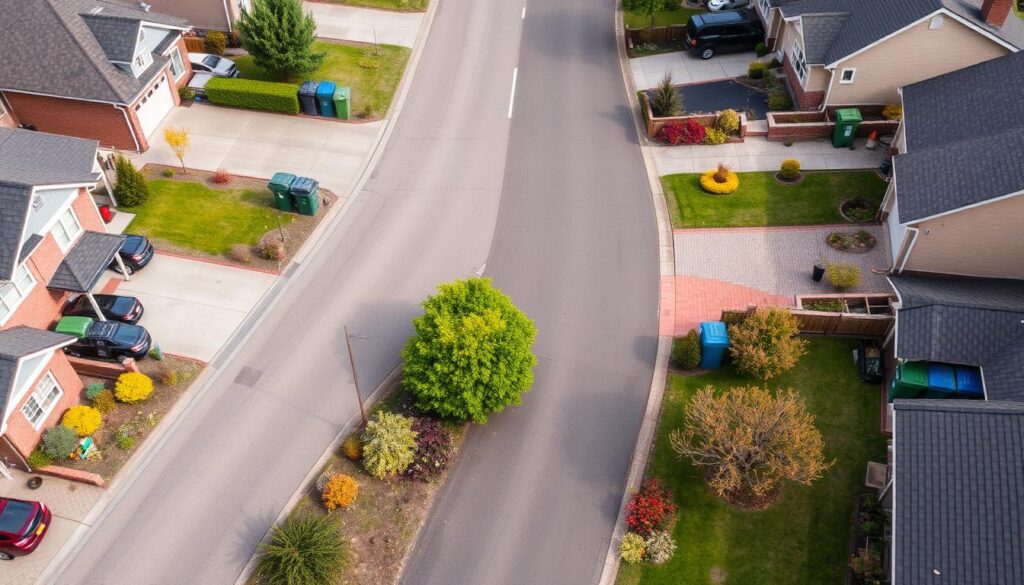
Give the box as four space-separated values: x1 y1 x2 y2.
290 177 320 216
888 361 928 401
333 86 350 120
268 172 296 211
832 108 862 148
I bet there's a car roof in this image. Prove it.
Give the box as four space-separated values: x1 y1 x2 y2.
188 52 212 60
85 320 119 340
693 9 753 25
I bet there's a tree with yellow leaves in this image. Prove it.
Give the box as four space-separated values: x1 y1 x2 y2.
670 385 832 509
163 127 190 173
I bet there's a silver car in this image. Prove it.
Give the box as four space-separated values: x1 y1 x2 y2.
187 53 239 77
708 0 750 11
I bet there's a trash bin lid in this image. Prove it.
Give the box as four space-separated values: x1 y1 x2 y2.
333 86 350 100
56 316 93 338
299 81 319 96
897 361 929 387
955 367 984 396
290 176 319 195
835 108 862 123
927 363 956 392
268 172 296 190
316 81 337 97
699 321 729 347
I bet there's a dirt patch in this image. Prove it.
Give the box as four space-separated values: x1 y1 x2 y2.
773 172 805 185
138 165 338 272
839 198 878 223
826 230 877 253
59 356 205 481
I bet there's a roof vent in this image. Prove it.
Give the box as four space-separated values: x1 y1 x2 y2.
88 6 103 13
139 2 151 10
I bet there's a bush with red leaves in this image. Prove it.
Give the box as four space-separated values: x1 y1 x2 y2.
212 169 231 184
658 120 707 145
626 478 677 536
404 417 454 482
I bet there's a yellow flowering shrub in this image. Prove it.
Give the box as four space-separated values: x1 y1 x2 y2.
115 372 154 404
699 168 740 194
62 405 102 437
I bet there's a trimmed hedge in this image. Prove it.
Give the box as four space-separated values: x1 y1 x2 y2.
205 77 300 115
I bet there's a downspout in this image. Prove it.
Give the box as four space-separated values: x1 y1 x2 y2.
888 410 896 584
820 67 836 112
895 226 919 274
222 0 234 33
114 105 142 153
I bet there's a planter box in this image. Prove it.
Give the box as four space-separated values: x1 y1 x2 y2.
767 110 900 142
641 93 747 142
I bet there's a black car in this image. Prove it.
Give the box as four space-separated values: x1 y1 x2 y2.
63 294 144 324
55 316 151 361
685 9 764 59
110 234 154 275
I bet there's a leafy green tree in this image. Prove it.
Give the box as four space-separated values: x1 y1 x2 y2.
113 156 148 207
255 515 346 585
622 0 674 28
402 278 537 423
237 0 324 80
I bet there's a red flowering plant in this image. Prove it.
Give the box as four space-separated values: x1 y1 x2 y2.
625 478 677 536
657 120 707 145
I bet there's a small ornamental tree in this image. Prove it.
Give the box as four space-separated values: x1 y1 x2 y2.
237 0 325 80
670 385 833 507
361 412 417 479
728 307 808 380
650 74 681 118
625 478 676 536
163 127 190 173
622 0 674 28
256 515 346 585
402 278 537 423
113 156 149 207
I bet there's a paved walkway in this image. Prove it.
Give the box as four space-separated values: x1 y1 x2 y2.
653 136 884 175
629 50 751 89
305 1 423 47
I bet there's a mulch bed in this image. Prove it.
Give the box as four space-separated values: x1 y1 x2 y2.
839 198 878 223
138 165 339 272
827 230 877 253
774 172 805 185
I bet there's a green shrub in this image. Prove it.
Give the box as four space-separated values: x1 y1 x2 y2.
619 533 646 564
650 74 682 118
41 425 78 460
92 389 116 413
803 298 845 312
672 330 702 370
115 372 154 404
767 92 792 111
27 449 53 469
162 168 175 178
826 262 862 290
204 31 227 55
256 515 347 585
747 61 768 79
84 382 106 401
703 127 728 145
728 307 808 380
644 530 677 564
116 435 136 450
361 412 417 479
755 42 768 57
62 405 102 437
716 109 740 134
779 158 801 180
205 77 300 115
178 87 195 102
114 156 149 207
882 104 902 120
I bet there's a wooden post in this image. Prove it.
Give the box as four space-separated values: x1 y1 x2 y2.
344 326 368 427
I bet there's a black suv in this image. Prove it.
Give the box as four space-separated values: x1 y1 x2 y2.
110 234 154 275
685 9 764 59
55 316 152 361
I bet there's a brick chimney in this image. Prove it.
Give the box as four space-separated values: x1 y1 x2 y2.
981 0 1012 28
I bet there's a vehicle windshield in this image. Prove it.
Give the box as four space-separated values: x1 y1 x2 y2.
110 297 135 314
112 325 144 346
0 501 34 534
202 55 220 68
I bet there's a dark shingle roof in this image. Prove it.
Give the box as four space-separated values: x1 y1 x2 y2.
0 128 101 186
893 400 1024 585
890 274 1024 401
48 231 127 293
0 0 186 104
0 327 76 424
81 14 142 62
800 13 849 63
0 182 32 282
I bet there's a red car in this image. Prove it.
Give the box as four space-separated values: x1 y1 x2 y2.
0 498 51 560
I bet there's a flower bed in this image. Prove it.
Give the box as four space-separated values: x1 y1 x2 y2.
640 93 747 142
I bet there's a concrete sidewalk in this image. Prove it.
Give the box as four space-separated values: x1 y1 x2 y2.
305 1 423 47
653 136 884 175
629 50 751 89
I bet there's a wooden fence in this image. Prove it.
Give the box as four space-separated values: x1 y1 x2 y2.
626 25 688 46
184 36 205 53
721 307 893 338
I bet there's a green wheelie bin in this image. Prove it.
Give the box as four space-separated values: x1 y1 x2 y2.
268 172 296 212
832 108 862 148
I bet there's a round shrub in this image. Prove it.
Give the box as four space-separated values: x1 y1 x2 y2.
92 389 116 413
882 104 902 120
716 109 740 134
113 156 148 207
361 412 417 479
40 425 78 460
747 60 768 79
619 533 646 565
256 515 347 585
767 92 792 111
162 168 175 178
157 365 179 386
699 163 739 195
229 244 254 264
779 158 802 180
626 478 677 536
204 31 227 55
117 435 136 450
62 405 102 437
315 471 335 494
755 42 769 57
27 449 53 469
644 530 677 565
405 417 454 482
84 382 106 401
703 127 728 145
260 239 286 262
672 329 701 370
341 434 363 461
826 262 862 290
115 372 154 404
321 474 358 511
728 307 808 380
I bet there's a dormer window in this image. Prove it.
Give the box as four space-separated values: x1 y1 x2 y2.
134 51 152 72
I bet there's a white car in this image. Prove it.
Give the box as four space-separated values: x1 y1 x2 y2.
187 53 238 77
708 0 750 11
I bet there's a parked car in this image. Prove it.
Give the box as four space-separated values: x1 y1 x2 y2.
63 294 144 324
685 9 764 59
708 0 750 10
187 53 238 78
109 234 154 275
55 316 152 361
0 498 51 560
187 71 215 96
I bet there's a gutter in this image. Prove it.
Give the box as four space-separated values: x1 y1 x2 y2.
115 105 143 153
896 226 919 273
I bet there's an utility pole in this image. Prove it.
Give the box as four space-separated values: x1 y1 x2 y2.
344 325 368 426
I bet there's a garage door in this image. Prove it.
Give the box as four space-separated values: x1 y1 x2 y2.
133 74 175 137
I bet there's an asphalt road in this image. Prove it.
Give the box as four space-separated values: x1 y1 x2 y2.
50 0 656 581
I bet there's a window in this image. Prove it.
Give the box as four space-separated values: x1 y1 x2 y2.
170 47 185 80
51 206 83 251
759 0 770 16
839 68 856 84
21 372 63 429
790 42 807 85
0 263 37 324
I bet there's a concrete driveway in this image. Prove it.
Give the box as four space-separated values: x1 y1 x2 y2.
131 104 384 195
305 1 423 47
97 254 277 363
629 49 752 89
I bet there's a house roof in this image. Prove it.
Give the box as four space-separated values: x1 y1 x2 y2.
0 327 76 425
0 183 33 283
0 0 187 104
48 231 127 293
889 274 1024 401
892 399 1024 585
896 51 1024 222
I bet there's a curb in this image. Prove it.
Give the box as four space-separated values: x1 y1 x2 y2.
595 4 676 585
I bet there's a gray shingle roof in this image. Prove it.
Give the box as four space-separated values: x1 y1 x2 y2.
890 274 1024 401
0 327 76 425
48 231 127 293
0 0 186 104
0 182 32 282
799 13 849 63
0 128 101 187
892 399 1024 585
81 14 142 63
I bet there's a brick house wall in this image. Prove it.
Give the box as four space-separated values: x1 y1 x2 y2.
170 37 194 90
783 57 825 109
0 96 17 128
3 91 141 151
3 351 84 459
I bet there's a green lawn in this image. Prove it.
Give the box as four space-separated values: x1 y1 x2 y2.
663 170 886 228
123 180 293 255
322 0 426 11
234 41 411 119
624 7 701 29
618 338 886 585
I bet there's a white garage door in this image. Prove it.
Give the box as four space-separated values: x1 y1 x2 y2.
133 74 175 137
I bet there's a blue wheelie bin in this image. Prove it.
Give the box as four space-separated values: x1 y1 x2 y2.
954 366 984 399
316 81 337 118
298 81 319 116
924 363 956 399
698 321 729 369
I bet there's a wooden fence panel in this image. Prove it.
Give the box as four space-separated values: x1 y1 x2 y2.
626 25 688 46
719 308 892 338
184 37 205 53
